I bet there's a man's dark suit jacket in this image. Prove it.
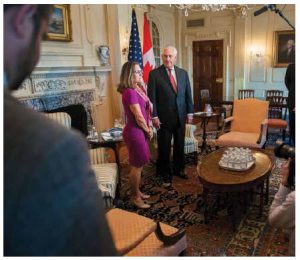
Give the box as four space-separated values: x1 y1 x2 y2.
4 90 116 256
148 65 194 129
285 63 295 109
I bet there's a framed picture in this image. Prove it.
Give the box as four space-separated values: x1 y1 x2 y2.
273 30 295 67
45 4 72 42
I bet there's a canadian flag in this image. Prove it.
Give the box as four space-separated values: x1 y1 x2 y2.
142 13 156 85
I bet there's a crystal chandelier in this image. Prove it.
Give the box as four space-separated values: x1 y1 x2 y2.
170 4 253 17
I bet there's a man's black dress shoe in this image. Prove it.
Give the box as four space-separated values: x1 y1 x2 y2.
174 171 188 179
162 176 172 187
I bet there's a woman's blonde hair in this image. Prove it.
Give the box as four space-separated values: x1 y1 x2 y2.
117 61 140 94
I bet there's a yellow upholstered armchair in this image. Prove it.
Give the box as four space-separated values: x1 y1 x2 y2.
215 98 269 148
106 208 187 256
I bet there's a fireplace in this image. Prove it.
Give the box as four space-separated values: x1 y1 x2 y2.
13 66 111 127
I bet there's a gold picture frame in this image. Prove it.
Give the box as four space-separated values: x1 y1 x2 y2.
273 30 295 67
45 4 72 42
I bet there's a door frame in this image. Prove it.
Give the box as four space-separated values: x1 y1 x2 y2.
183 31 232 101
192 39 224 110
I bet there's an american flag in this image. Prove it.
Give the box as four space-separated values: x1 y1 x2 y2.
128 8 143 69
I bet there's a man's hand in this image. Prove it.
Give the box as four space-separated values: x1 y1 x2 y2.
186 115 193 124
152 118 161 130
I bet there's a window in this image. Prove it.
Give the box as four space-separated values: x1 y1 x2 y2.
151 21 161 68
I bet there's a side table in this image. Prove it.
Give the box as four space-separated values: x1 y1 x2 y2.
194 112 220 154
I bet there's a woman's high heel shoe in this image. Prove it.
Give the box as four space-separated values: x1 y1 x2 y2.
140 193 150 199
132 198 151 209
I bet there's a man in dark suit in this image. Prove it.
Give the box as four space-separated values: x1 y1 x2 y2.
148 45 194 186
4 5 116 256
285 63 295 145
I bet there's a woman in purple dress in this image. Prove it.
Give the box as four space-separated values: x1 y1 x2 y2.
117 61 153 209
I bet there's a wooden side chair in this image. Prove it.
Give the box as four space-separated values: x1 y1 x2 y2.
267 96 288 141
200 89 226 126
266 90 283 101
238 89 255 99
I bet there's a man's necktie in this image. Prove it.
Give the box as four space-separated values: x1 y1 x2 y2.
168 68 177 93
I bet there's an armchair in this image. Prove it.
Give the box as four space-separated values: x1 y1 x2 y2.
106 208 187 256
216 98 269 148
89 147 118 208
184 124 199 164
150 124 199 165
43 112 71 129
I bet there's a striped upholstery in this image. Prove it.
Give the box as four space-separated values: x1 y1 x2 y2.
90 147 106 164
89 148 118 208
151 124 198 164
43 112 71 129
184 124 198 154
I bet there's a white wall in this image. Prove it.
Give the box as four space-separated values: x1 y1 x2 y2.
38 4 109 67
180 9 235 99
15 4 116 130
244 4 295 97
14 4 178 130
180 4 295 99
16 4 293 129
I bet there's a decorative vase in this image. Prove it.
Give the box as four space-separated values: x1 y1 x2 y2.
98 45 110 66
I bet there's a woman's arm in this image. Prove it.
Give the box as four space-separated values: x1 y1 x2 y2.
129 104 151 137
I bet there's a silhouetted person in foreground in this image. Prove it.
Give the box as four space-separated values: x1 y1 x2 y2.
4 4 116 256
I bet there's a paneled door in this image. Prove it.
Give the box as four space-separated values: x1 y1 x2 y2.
193 40 223 111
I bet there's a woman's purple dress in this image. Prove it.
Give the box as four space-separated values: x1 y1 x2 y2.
122 88 150 167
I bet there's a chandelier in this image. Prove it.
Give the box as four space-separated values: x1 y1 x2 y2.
170 4 253 17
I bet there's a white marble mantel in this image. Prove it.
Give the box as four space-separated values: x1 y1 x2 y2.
13 66 111 124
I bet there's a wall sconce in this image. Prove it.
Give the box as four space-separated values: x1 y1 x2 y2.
249 47 264 62
254 51 262 58
122 47 128 56
121 28 129 57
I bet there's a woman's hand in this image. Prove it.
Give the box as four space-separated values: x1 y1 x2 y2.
147 127 153 140
281 158 291 187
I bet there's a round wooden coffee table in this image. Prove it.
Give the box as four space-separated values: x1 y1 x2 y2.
197 148 274 229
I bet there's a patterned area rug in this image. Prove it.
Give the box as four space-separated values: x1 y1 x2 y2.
116 132 290 256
